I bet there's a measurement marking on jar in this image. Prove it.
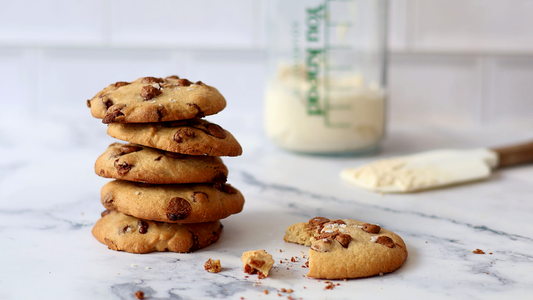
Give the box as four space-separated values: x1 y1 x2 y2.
323 0 356 128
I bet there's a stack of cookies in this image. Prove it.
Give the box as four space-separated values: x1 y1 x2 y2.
87 76 244 254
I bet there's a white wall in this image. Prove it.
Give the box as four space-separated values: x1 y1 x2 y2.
0 0 532 125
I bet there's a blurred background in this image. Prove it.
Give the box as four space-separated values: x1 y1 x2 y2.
0 0 532 126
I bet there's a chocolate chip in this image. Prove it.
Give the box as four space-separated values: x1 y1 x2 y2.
114 81 130 88
141 85 162 101
154 155 163 161
102 104 125 124
375 236 395 248
335 234 352 248
164 151 186 159
102 97 114 109
166 75 180 80
244 264 257 275
192 191 209 203
157 106 165 121
194 81 204 86
141 77 164 84
212 171 227 183
138 220 149 234
362 223 381 234
120 144 143 154
121 225 130 234
216 184 238 194
205 124 227 139
173 127 196 143
114 160 133 175
177 78 192 86
186 118 204 128
190 231 200 251
328 219 346 225
315 231 339 240
102 193 114 206
86 100 91 108
187 103 205 118
250 260 265 268
308 217 330 230
166 197 192 221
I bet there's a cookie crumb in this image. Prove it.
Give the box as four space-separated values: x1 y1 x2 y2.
324 283 335 290
263 290 269 295
287 296 295 300
204 258 221 273
242 250 274 278
291 257 296 262
145 266 151 269
489 252 493 255
135 290 145 299
131 264 137 267
473 249 485 254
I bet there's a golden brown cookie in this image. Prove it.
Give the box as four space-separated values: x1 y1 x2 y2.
100 180 245 223
92 210 222 254
95 142 228 184
87 76 226 124
107 119 242 157
284 217 408 279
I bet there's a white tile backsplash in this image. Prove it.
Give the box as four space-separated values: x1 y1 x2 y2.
0 0 106 45
388 54 482 124
0 0 532 125
485 56 533 123
412 0 533 52
185 50 266 114
109 0 257 48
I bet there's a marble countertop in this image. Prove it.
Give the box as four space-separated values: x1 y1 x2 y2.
1 111 533 300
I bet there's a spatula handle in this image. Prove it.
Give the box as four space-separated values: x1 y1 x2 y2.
492 141 533 168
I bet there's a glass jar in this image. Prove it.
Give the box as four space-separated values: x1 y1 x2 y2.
264 0 388 155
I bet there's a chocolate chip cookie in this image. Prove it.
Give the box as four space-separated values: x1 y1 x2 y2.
107 119 242 157
95 142 228 184
100 180 245 223
92 210 222 254
87 76 226 124
284 217 408 279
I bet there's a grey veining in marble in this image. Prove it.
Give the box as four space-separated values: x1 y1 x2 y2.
1 111 533 300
